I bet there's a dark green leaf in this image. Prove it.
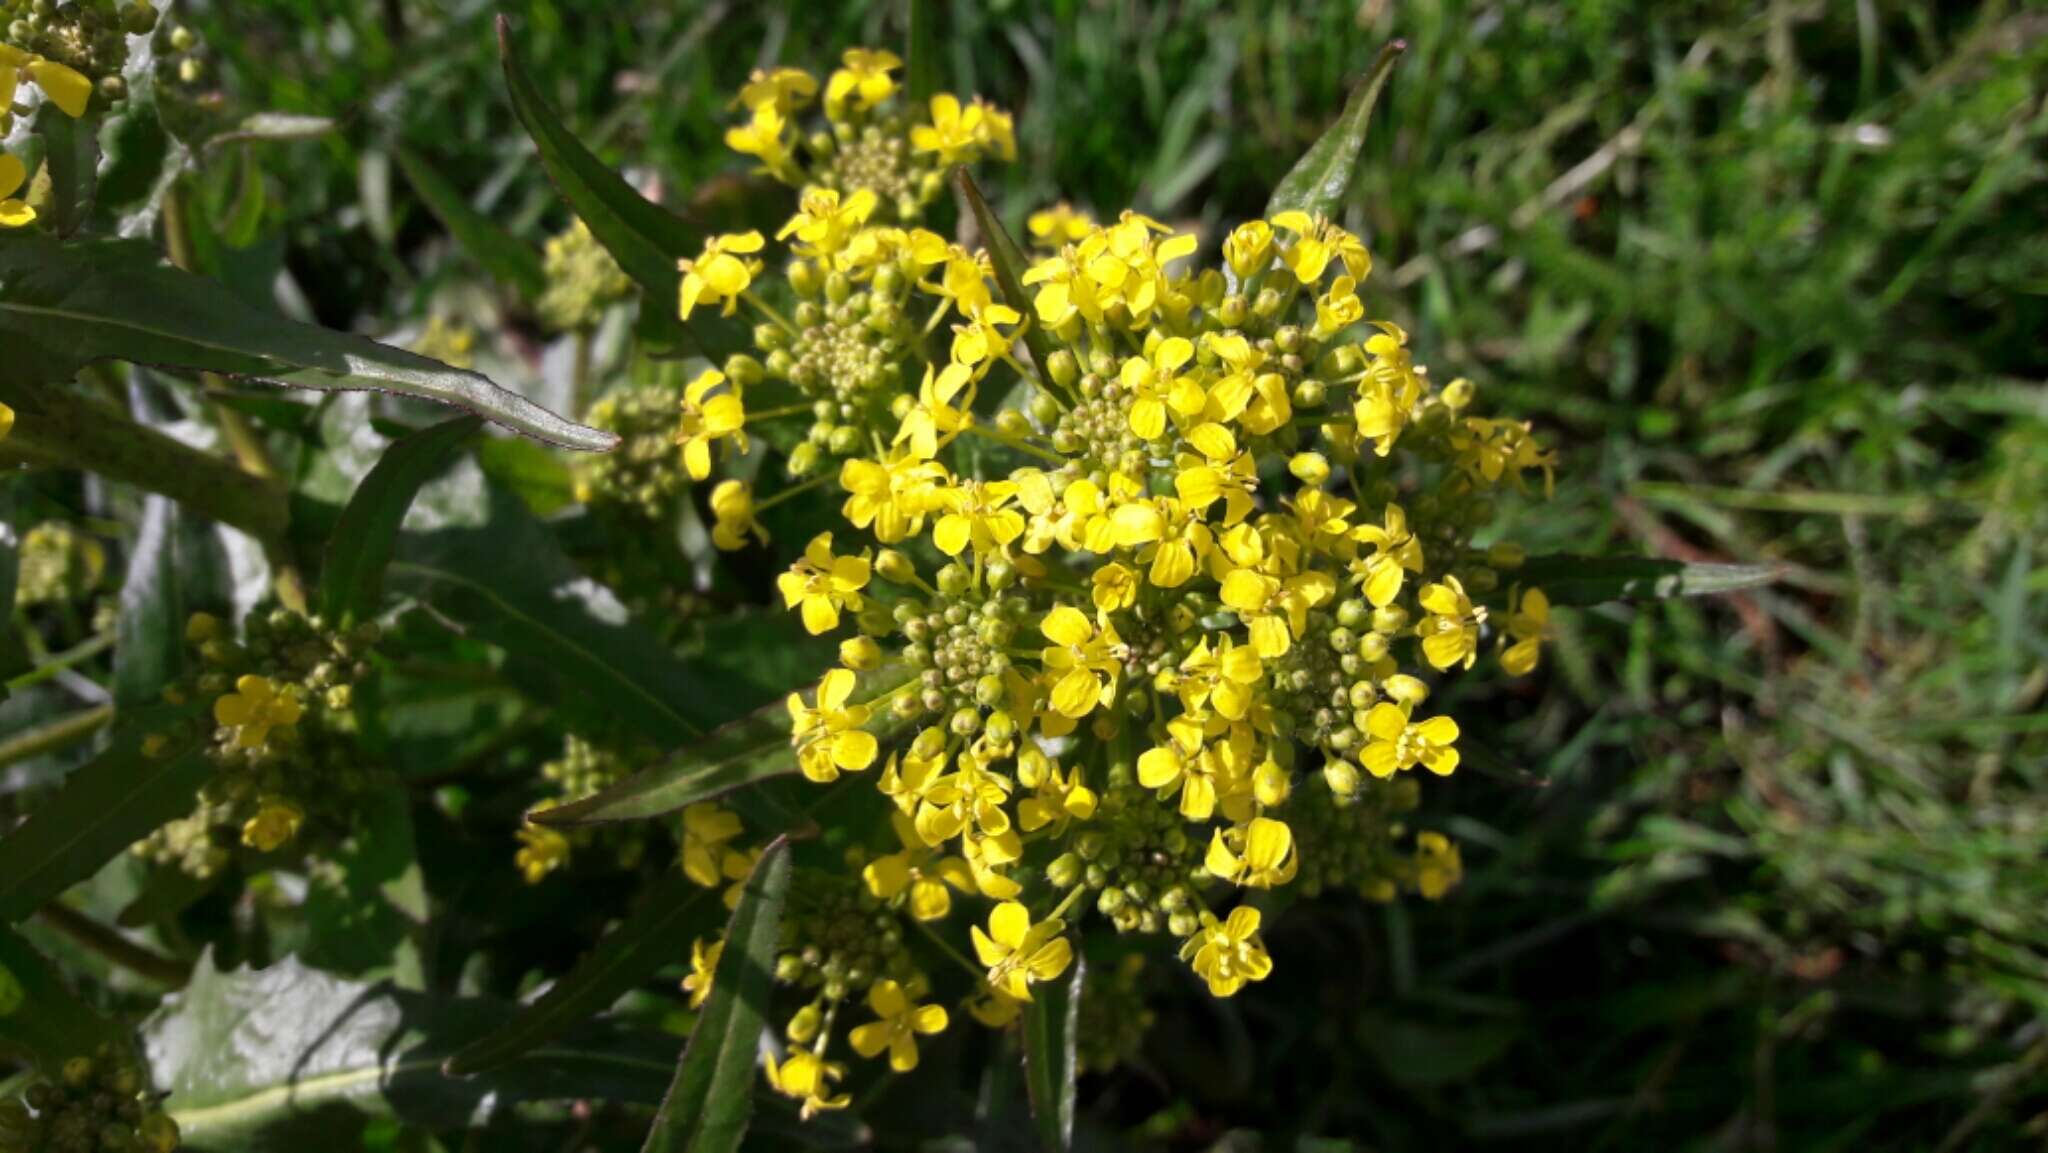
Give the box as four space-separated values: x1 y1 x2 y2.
535 664 913 828
907 0 941 104
146 952 682 1149
394 145 547 301
1266 41 1406 220
474 435 577 516
446 867 716 1075
390 491 711 745
0 925 124 1061
217 145 267 249
114 495 227 710
643 837 792 1153
0 483 21 698
496 15 738 357
1513 554 1781 606
0 235 614 451
0 701 212 923
1022 953 1082 1152
320 415 481 628
952 168 1060 394
1358 1014 1520 1090
301 787 426 975
36 103 99 238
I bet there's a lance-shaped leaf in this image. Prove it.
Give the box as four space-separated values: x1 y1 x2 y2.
114 495 230 710
497 15 739 357
0 235 613 450
146 951 682 1148
643 837 792 1153
0 700 212 924
1511 554 1782 606
1266 40 1406 220
953 167 1061 392
320 415 481 628
394 146 547 301
907 0 941 104
1022 954 1083 1153
0 925 124 1061
446 867 718 1075
37 103 99 237
535 664 915 828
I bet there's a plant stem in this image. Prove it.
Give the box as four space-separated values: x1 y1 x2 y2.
964 423 1064 464
752 472 831 514
0 704 114 769
35 902 190 987
4 632 115 693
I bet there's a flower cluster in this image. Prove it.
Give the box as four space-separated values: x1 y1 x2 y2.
12 523 104 609
134 610 378 877
575 383 697 520
537 218 632 333
664 48 1556 1118
0 1046 180 1153
514 735 666 883
1 16 97 231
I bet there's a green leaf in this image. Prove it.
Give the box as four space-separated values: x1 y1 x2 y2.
1265 41 1406 221
534 664 913 828
36 103 99 238
301 787 427 976
1358 1014 1520 1090
1512 554 1781 606
320 415 481 628
0 701 212 924
1022 954 1083 1153
145 951 683 1148
0 483 22 699
446 867 717 1075
390 491 713 745
907 0 941 104
496 15 737 357
643 837 792 1153
114 495 226 711
201 112 338 151
394 145 547 301
952 168 1061 394
0 925 123 1061
0 235 614 451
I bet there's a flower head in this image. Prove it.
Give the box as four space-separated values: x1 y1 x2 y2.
971 901 1073 1001
678 231 765 319
787 669 878 783
676 369 748 480
0 154 35 229
765 1049 851 1119
849 979 950 1071
1180 906 1273 997
213 675 305 750
777 532 872 635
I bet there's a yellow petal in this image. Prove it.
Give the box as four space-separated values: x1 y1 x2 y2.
28 59 91 117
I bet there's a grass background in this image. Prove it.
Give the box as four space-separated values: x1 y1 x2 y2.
168 0 2047 1147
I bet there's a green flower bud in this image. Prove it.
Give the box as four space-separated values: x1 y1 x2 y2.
1046 853 1083 889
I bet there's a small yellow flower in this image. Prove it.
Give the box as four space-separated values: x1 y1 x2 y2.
971 901 1073 1001
1016 751 1096 835
733 67 818 114
787 668 879 783
1222 220 1274 280
677 231 765 319
1121 336 1200 441
824 47 901 117
1027 202 1094 246
776 532 872 635
725 102 796 179
679 802 743 888
839 449 947 543
1499 586 1550 676
676 368 747 480
1175 634 1264 722
1349 504 1425 607
1180 906 1273 997
682 936 722 1008
932 479 1025 557
897 363 976 459
213 675 305 749
514 820 571 883
1090 562 1139 613
849 979 950 1072
1415 576 1486 671
764 1048 851 1119
1271 210 1370 285
709 479 769 551
777 188 878 259
1038 605 1124 719
240 797 305 853
1173 423 1259 526
0 154 35 229
0 45 93 118
1205 817 1297 889
864 812 975 921
950 302 1022 367
1136 719 1225 821
1358 702 1461 778
1413 831 1463 900
911 93 989 166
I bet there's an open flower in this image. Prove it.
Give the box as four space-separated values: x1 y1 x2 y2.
213 675 305 750
849 979 950 1072
1038 605 1124 719
676 368 747 480
514 821 571 884
765 1049 851 1119
864 812 975 921
0 154 35 229
1499 586 1550 676
678 231 765 319
681 937 722 1009
1180 906 1273 997
971 901 1073 1001
1205 817 1297 889
788 669 878 783
709 479 769 551
240 797 305 853
679 802 744 888
1358 702 1461 778
824 47 900 116
1416 576 1486 671
777 532 871 635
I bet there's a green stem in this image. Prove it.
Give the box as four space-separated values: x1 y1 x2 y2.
4 631 114 692
0 704 113 769
752 472 831 514
36 902 189 987
742 289 800 339
745 402 815 423
964 423 1064 465
911 914 985 982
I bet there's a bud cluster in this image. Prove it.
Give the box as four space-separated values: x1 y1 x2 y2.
514 735 661 884
537 219 632 333
0 1046 179 1153
12 523 104 609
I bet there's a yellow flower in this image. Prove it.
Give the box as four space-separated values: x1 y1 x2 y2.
1222 220 1274 280
1136 718 1226 821
679 802 744 888
1358 702 1460 778
1174 635 1263 722
777 187 878 259
733 67 818 114
849 979 950 1072
675 368 747 480
1205 817 1297 889
1499 586 1550 675
765 1049 851 1119
1354 323 1423 457
514 821 571 883
864 812 975 921
824 47 901 117
1349 504 1424 607
776 532 872 635
933 479 1025 557
911 93 991 166
0 154 35 229
1414 831 1463 899
213 675 305 749
966 987 1025 1028
1121 336 1201 441
1180 906 1273 997
1038 605 1124 719
1173 423 1259 526
240 797 304 853
1415 576 1485 670
0 45 92 118
677 231 764 319
709 479 769 551
840 449 947 543
788 668 879 783
950 302 1022 367
971 901 1073 1001
1271 210 1370 285
1016 750 1096 835
1027 202 1094 246
1090 562 1139 613
896 361 976 458
0 400 13 441
1313 275 1364 338
682 936 722 1009
725 102 796 179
